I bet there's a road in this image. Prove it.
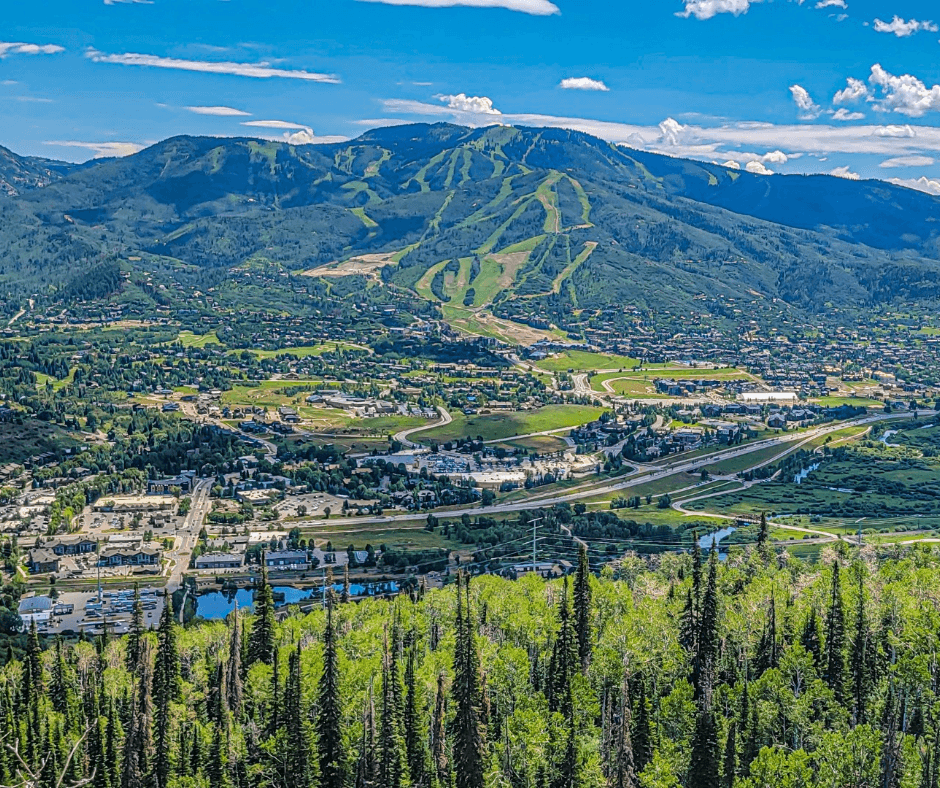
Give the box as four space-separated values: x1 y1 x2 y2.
297 410 927 528
393 406 452 449
166 479 213 592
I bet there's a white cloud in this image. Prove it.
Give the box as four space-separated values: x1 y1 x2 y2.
830 165 860 179
438 93 502 115
722 160 741 169
678 0 756 20
873 16 938 36
103 0 153 4
879 155 935 168
559 77 609 92
658 117 688 146
867 64 940 117
760 149 788 164
239 120 346 145
185 106 251 116
0 42 64 57
44 141 145 159
833 77 868 105
242 120 310 130
875 124 915 137
887 176 940 195
85 49 340 83
356 0 559 14
790 84 822 120
745 160 774 175
815 0 846 7
832 108 865 121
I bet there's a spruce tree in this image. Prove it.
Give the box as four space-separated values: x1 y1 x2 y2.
126 583 144 672
756 512 771 561
573 544 593 673
631 676 653 774
248 559 276 666
404 639 428 788
824 561 847 703
355 684 378 788
610 669 636 788
695 550 719 696
378 630 408 788
549 582 579 717
453 573 486 788
122 640 154 788
432 672 449 787
152 591 180 788
285 641 312 788
317 604 345 788
850 566 870 724
226 603 243 718
801 606 822 667
688 703 720 788
754 595 777 676
722 721 736 788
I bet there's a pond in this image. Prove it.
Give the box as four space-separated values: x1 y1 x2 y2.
698 526 737 553
794 462 820 484
194 582 400 619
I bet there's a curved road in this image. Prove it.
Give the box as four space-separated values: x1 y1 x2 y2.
393 406 452 449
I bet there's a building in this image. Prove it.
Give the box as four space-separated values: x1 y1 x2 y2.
18 595 53 626
147 473 194 495
92 496 175 513
46 536 98 556
98 547 161 567
27 548 60 574
195 553 244 570
265 550 310 570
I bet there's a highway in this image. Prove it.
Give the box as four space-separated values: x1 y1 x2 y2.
294 410 929 528
166 478 213 592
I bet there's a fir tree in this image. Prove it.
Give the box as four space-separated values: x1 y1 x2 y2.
548 581 579 717
824 561 847 703
573 543 593 673
226 603 243 718
431 672 449 788
378 629 408 788
722 721 736 788
404 639 428 788
850 566 870 724
126 583 144 672
152 591 180 788
285 641 312 788
688 703 720 788
248 559 276 666
801 606 822 667
355 684 378 788
122 639 154 788
756 512 771 561
696 550 720 695
754 595 777 676
453 573 486 788
317 604 345 788
610 668 636 788
631 676 653 774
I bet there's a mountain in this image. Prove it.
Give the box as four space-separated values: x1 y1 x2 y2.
0 145 75 196
1 123 939 328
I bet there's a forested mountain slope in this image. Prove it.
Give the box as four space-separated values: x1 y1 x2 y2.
1 123 939 324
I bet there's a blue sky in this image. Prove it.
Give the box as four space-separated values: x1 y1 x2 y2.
3 0 940 193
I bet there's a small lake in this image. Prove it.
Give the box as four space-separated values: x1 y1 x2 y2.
194 582 400 619
698 526 737 554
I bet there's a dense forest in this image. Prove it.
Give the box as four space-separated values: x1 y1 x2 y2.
7 538 940 788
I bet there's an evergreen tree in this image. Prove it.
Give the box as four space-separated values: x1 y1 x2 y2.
610 668 636 788
317 604 345 788
126 583 144 672
688 703 720 788
453 573 486 788
49 637 69 717
122 640 154 788
152 591 180 788
754 595 777 676
378 630 408 788
226 603 243 718
431 672 449 788
285 641 312 788
801 606 822 667
404 639 428 788
696 550 720 695
548 582 579 717
850 566 870 725
756 512 771 561
355 684 378 788
248 559 276 666
24 620 43 708
631 677 653 774
207 722 231 788
739 681 759 777
573 543 593 673
722 721 736 788
824 561 847 703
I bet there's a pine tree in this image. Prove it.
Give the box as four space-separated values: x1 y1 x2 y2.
453 573 486 788
24 620 43 708
824 561 847 703
152 592 180 788
801 606 822 667
850 566 870 725
49 636 69 717
754 595 777 676
248 559 276 666
318 604 345 788
738 681 759 778
431 672 449 788
126 583 144 672
722 721 736 788
610 668 636 788
355 684 378 788
378 629 408 788
122 639 154 788
404 639 428 788
696 550 719 696
631 676 653 774
207 723 231 788
573 543 593 673
688 703 720 788
548 582 579 717
226 603 243 718
756 512 771 561
285 641 312 788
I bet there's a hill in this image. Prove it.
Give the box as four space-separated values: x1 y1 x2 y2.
1 123 939 330
0 145 75 196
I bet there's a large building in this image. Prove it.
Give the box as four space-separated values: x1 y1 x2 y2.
98 547 160 567
46 536 98 556
195 553 244 570
265 550 310 570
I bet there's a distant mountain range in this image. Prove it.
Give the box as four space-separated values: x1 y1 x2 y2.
1 123 939 326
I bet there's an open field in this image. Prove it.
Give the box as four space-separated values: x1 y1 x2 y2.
177 331 220 348
417 405 605 443
535 350 640 373
301 522 455 551
702 443 797 475
489 435 571 453
0 420 85 464
241 342 365 359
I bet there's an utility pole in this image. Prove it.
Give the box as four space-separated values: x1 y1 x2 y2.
529 517 542 572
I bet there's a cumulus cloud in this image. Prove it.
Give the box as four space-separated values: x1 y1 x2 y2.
873 16 938 36
0 42 64 57
790 84 822 120
239 119 346 145
815 0 846 7
85 49 340 83
745 160 774 175
678 0 756 20
888 176 940 196
833 77 868 105
867 64 940 117
879 155 935 168
44 140 145 159
438 93 501 114
356 0 559 14
830 165 860 179
185 106 251 116
559 77 609 92
241 120 309 130
875 124 916 137
832 108 865 121
722 160 741 169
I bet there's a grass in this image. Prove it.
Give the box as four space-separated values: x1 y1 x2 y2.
811 396 882 409
417 405 605 443
535 350 641 373
0 420 85 463
239 342 362 359
490 435 570 453
303 523 454 551
177 331 220 348
703 444 797 476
